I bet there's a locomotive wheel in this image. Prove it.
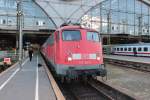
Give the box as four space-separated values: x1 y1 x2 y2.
83 76 88 85
65 77 71 83
60 76 65 83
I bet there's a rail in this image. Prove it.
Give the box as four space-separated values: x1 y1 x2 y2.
57 78 136 100
88 79 136 100
42 62 65 100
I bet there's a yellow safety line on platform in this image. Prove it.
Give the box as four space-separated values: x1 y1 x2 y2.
43 64 65 100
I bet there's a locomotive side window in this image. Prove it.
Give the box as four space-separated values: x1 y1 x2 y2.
62 30 81 41
87 32 99 42
48 34 54 45
144 47 148 52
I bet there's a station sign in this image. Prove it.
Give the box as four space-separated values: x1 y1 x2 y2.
3 57 11 65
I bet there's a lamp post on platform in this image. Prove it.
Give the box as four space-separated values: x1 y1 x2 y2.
16 0 23 67
107 11 111 45
137 14 143 42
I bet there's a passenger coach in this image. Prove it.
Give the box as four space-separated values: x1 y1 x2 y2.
111 43 150 57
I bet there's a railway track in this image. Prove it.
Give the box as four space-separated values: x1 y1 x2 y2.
0 64 12 73
104 58 150 73
58 81 109 100
57 79 135 100
88 79 135 100
43 53 136 100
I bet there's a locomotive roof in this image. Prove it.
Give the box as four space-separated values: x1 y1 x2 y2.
57 25 97 32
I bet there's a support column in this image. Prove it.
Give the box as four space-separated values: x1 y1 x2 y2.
17 0 23 66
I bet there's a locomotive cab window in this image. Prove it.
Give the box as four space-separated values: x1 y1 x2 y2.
62 30 81 41
87 32 99 42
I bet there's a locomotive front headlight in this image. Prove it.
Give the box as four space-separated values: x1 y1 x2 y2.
68 57 72 61
97 57 100 60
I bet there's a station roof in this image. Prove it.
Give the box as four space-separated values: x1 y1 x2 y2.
35 0 105 28
35 0 150 28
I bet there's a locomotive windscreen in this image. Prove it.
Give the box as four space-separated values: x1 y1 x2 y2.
62 30 81 41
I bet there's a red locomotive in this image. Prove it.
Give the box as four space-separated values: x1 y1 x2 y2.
41 25 106 81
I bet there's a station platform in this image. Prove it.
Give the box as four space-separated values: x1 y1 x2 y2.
104 54 150 64
97 64 150 100
0 54 56 100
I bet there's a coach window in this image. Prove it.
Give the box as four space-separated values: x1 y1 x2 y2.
128 48 131 51
124 48 127 51
62 30 81 41
117 48 119 51
48 34 54 45
87 31 99 42
133 47 136 51
138 47 142 51
144 47 148 52
56 31 59 41
121 48 123 51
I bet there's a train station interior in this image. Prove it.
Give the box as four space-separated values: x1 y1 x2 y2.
0 0 150 100
0 0 150 48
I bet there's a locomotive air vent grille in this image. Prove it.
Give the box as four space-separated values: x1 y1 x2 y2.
72 54 81 60
89 54 96 59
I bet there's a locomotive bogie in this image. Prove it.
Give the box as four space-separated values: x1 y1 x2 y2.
54 64 106 78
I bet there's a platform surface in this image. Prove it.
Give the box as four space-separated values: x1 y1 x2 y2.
0 54 56 100
104 54 150 64
98 64 150 100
